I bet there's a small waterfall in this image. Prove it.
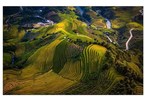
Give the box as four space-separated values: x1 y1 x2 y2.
105 19 113 43
106 35 113 42
95 10 112 29
95 10 113 42
106 19 111 29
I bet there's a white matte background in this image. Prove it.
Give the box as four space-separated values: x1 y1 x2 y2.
0 0 144 101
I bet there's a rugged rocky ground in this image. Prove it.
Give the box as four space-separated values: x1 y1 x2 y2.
3 6 143 95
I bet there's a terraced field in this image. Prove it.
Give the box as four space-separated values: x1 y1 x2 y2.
81 45 107 80
3 6 143 95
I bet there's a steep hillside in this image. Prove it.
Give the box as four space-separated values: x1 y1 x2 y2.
3 6 143 95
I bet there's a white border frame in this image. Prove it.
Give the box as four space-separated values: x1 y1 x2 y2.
0 0 145 101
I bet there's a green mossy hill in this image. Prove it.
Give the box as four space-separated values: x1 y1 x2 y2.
46 19 88 35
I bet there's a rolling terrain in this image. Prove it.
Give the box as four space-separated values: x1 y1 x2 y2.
3 6 143 95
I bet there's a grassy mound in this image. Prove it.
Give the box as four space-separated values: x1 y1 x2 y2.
20 39 62 79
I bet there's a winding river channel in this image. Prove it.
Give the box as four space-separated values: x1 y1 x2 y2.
125 28 134 50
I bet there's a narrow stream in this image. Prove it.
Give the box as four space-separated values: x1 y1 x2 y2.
106 35 113 42
106 18 111 29
34 15 54 25
95 10 113 42
105 19 113 42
